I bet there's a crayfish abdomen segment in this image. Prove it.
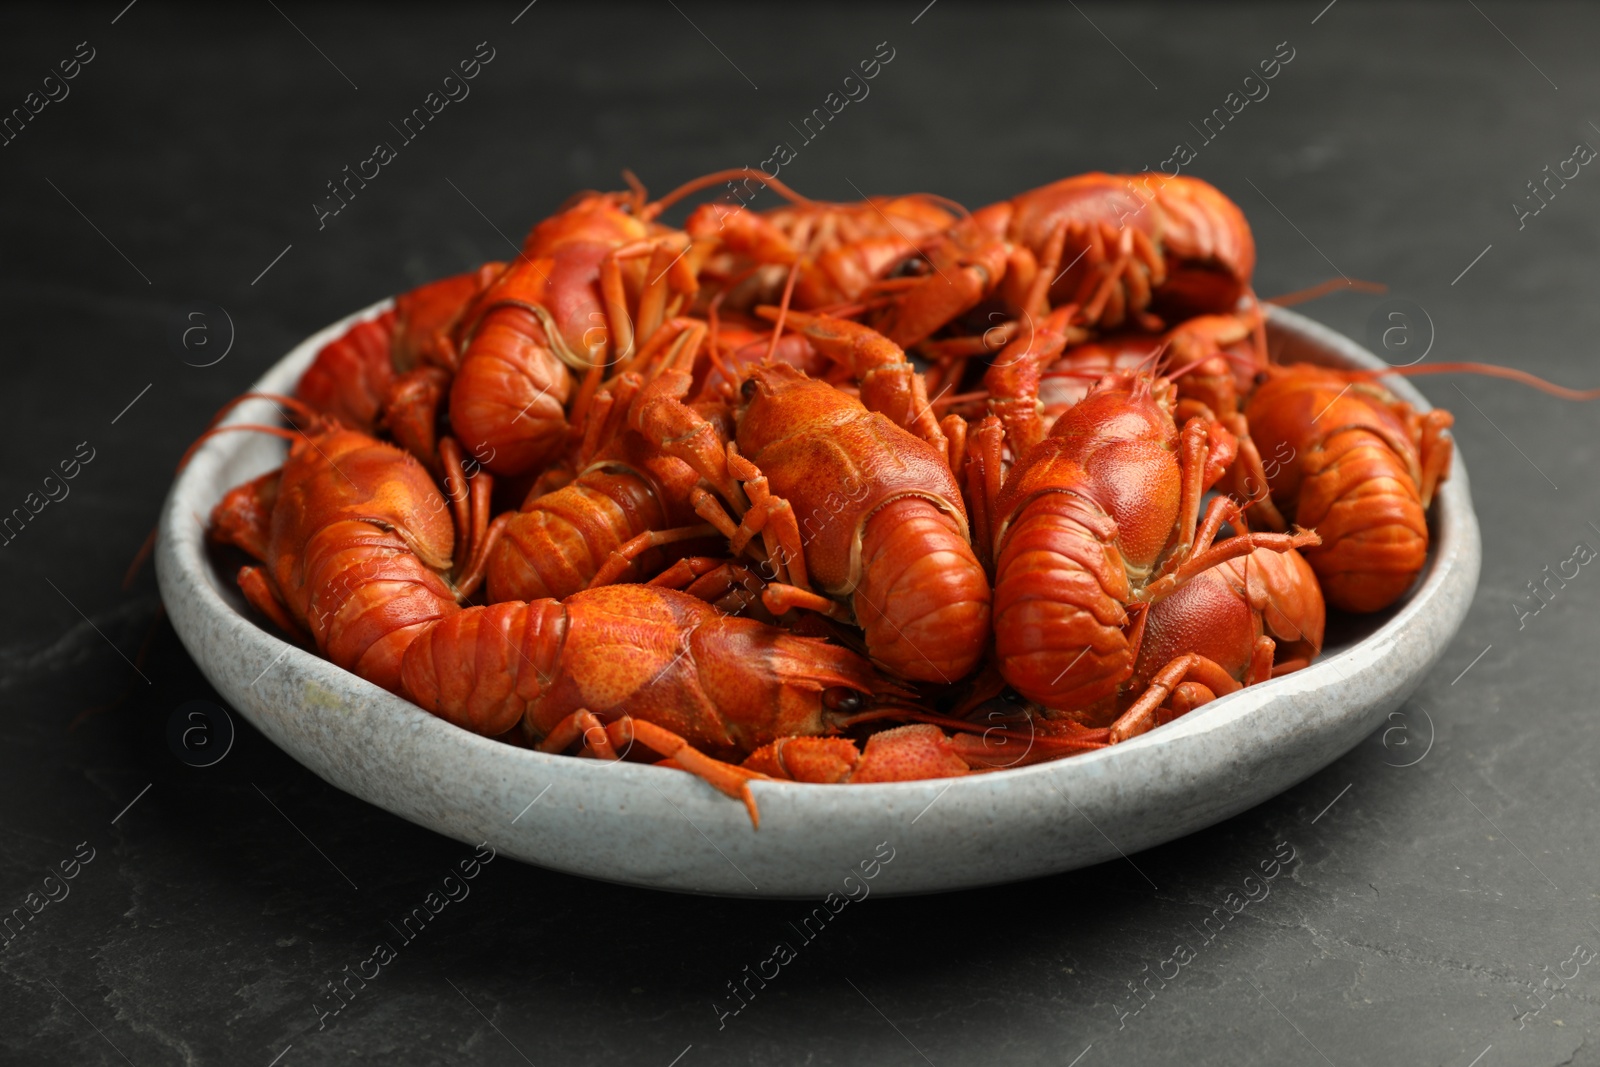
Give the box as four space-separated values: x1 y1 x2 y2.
852 497 991 683
448 306 573 477
992 496 1135 718
487 470 668 603
399 599 570 739
1294 430 1429 613
294 311 397 434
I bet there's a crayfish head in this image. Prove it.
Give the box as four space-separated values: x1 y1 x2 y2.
646 589 913 754
733 363 852 456
523 190 650 256
1057 372 1177 447
701 612 917 747
736 361 808 403
774 634 918 734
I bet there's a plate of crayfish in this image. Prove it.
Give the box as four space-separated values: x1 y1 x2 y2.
157 168 1481 896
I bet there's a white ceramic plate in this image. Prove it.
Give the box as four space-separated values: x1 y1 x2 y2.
156 303 1480 898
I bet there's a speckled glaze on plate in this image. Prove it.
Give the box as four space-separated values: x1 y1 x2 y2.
156 303 1480 898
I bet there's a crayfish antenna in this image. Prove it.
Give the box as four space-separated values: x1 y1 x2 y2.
621 168 649 214
764 261 801 364
642 167 814 219
176 423 302 471
1367 362 1600 401
204 391 323 433
910 190 973 222
176 392 333 470
148 389 324 589
1164 353 1219 384
1262 277 1386 307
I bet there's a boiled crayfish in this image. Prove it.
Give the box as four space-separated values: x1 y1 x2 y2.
191 167 1580 826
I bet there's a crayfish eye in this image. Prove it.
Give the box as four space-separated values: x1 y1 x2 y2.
822 687 863 713
888 256 927 279
740 377 759 401
1254 370 1270 388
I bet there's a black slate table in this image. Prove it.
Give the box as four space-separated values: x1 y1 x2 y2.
3 3 1598 1064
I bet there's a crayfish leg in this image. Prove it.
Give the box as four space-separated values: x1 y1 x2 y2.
647 555 735 590
1142 506 1321 605
941 413 968 478
746 726 972 784
647 557 770 619
744 736 860 783
761 583 851 624
722 449 811 590
536 708 620 761
1107 652 1240 744
1170 418 1217 560
1159 682 1216 724
587 524 720 589
1272 656 1313 677
1416 410 1455 509
453 512 509 601
614 716 770 829
1227 423 1290 532
236 565 309 645
384 366 450 472
438 438 480 569
209 468 282 564
1245 635 1276 688
537 711 767 827
1015 220 1068 320
851 725 972 782
963 416 1005 572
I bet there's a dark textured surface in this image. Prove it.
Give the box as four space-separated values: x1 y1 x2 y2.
2 2 1598 1063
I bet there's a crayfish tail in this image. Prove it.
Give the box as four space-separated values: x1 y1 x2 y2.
400 601 567 740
